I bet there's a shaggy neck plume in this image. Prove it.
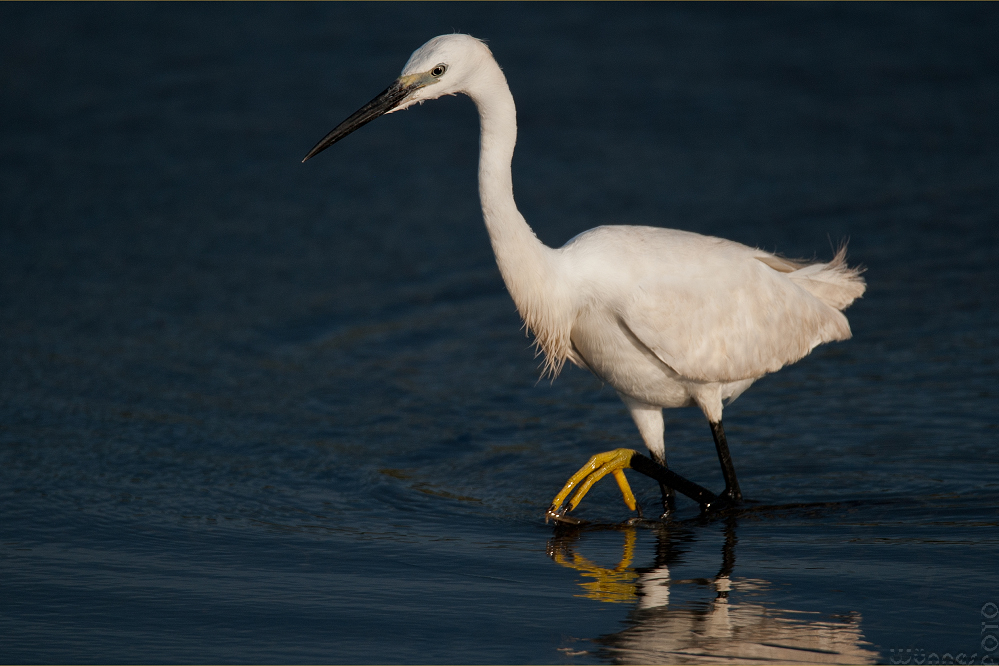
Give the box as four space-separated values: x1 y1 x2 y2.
465 59 571 376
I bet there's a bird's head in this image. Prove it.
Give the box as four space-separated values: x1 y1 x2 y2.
302 34 493 163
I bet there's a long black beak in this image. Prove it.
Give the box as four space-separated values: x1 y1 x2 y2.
302 78 418 163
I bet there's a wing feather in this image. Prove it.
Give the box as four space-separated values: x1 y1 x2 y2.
620 257 852 383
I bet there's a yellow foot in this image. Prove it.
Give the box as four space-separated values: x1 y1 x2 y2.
547 448 638 521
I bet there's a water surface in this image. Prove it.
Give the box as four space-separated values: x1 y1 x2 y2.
1 4 997 663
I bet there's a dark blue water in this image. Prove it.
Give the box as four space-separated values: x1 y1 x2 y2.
2 3 997 663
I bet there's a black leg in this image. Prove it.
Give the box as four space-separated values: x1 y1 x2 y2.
650 451 676 519
709 420 742 501
629 453 717 511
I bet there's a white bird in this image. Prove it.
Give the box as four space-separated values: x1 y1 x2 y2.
303 35 865 520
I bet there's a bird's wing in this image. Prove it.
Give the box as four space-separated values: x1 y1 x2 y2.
619 258 853 383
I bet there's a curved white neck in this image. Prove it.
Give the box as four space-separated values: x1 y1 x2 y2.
464 61 571 375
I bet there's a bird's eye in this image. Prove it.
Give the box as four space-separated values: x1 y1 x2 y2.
431 64 447 78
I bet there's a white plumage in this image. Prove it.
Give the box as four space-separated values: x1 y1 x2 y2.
303 34 865 518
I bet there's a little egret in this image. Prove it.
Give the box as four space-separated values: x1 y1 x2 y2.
303 35 865 520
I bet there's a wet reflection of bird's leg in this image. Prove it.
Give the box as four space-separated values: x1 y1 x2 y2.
547 527 641 604
592 515 880 664
715 516 738 600
718 517 738 577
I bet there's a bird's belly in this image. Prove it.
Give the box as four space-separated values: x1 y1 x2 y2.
570 309 693 409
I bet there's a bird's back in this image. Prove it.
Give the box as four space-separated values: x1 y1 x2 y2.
559 225 865 385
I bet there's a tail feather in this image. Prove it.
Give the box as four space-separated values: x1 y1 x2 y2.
788 244 866 311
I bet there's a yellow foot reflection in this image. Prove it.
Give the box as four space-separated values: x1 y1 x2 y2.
549 527 639 603
547 448 638 521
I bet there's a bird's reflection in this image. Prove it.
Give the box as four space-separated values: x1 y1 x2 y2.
548 518 878 664
548 523 641 603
